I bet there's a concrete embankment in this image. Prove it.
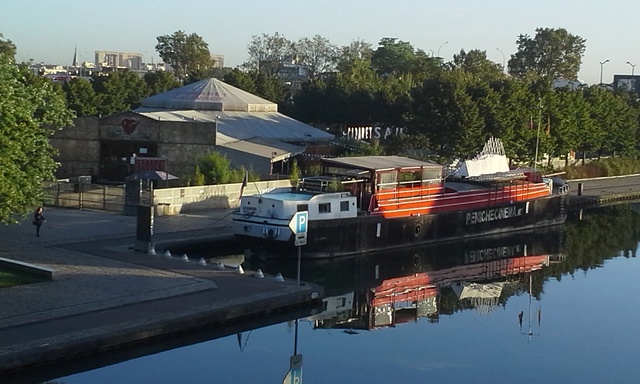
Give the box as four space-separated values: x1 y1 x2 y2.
0 208 322 380
567 174 640 207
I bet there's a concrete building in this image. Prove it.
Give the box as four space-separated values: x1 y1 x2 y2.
51 78 333 183
95 51 144 71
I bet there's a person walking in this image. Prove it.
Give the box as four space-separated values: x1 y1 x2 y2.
33 206 46 237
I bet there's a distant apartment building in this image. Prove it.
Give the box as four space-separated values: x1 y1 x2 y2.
95 51 143 71
211 54 224 69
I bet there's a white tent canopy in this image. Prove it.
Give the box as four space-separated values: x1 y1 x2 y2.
141 78 278 112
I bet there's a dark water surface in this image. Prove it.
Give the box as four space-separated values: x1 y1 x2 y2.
48 205 640 383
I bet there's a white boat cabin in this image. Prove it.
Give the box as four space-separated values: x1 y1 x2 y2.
237 188 358 221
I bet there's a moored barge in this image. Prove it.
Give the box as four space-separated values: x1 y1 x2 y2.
232 138 569 258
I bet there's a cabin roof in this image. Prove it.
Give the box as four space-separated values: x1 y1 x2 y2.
322 156 440 172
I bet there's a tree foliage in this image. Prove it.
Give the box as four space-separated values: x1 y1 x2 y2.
92 71 149 116
509 28 586 81
450 49 503 80
62 78 97 117
0 33 16 61
293 35 338 79
144 70 181 95
244 32 295 77
155 30 214 80
0 56 74 222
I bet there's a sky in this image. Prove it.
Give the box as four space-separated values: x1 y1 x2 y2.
2 0 638 85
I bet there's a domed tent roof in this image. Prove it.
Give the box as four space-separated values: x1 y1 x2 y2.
141 78 278 112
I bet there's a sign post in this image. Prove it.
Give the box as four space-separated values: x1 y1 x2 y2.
288 211 308 287
282 353 303 384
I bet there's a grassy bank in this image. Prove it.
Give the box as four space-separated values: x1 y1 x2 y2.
0 269 47 288
563 157 640 179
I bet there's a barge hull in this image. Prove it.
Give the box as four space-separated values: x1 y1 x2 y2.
235 194 567 258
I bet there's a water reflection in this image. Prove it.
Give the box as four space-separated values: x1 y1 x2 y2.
249 226 565 332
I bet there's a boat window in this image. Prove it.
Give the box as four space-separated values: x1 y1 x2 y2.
398 170 421 187
297 204 308 212
422 167 442 181
318 203 331 213
377 171 397 190
340 200 350 212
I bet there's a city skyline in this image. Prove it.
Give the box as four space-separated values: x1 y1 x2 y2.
2 0 638 84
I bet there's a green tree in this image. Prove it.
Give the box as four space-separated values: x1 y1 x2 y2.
336 39 373 73
92 70 149 116
62 77 97 117
144 70 181 95
289 159 300 187
196 152 234 184
255 72 287 104
223 68 258 94
585 87 637 158
155 30 214 81
0 33 16 60
450 49 503 80
244 32 295 77
410 72 485 161
191 165 205 186
371 38 419 76
0 55 74 222
293 35 338 79
509 27 586 81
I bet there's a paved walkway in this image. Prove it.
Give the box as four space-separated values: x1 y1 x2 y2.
0 207 321 377
567 174 640 206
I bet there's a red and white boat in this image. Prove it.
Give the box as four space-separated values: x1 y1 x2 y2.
232 138 569 258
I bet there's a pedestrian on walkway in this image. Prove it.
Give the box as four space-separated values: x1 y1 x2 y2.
33 206 46 237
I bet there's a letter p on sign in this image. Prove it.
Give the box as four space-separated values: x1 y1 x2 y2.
289 211 308 235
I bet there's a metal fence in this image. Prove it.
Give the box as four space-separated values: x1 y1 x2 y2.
43 182 128 212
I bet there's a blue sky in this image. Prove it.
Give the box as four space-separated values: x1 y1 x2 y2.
2 0 636 84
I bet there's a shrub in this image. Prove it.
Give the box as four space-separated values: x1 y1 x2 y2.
563 157 640 179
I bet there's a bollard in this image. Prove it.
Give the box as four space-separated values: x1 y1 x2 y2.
577 182 583 196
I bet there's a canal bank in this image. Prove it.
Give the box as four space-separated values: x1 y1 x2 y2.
567 174 640 207
0 208 322 380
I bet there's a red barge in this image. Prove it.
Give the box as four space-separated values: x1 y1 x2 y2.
232 138 569 258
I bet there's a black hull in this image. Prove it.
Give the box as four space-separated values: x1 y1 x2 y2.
237 194 568 258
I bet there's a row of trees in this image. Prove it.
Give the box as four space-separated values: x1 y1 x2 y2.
59 27 640 166
232 29 635 165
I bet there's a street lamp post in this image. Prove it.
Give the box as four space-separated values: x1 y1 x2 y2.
599 59 610 84
496 48 505 73
437 41 449 58
627 61 636 76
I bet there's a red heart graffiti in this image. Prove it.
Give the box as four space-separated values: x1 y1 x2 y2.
121 119 139 134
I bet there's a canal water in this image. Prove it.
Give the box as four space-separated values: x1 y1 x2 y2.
46 205 640 383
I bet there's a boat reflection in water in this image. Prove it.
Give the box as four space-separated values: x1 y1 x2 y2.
255 226 565 331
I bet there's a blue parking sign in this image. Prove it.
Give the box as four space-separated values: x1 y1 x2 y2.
288 211 308 235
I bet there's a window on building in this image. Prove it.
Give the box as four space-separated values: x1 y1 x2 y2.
340 201 350 212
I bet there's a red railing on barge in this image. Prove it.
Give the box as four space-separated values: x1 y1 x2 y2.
371 180 551 218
